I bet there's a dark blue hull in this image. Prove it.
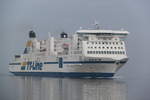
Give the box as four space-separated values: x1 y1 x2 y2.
11 72 114 78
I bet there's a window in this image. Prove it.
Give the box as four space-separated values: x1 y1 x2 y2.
117 51 120 54
96 51 98 54
109 51 111 54
120 51 122 54
93 51 95 54
112 51 114 54
122 51 125 54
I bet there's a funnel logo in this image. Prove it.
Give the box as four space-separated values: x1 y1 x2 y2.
21 61 43 70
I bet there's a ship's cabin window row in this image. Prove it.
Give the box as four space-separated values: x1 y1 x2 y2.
87 41 123 45
87 46 124 49
87 51 125 55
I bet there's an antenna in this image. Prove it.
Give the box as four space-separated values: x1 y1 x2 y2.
79 27 83 30
93 20 100 29
48 32 51 38
121 28 124 31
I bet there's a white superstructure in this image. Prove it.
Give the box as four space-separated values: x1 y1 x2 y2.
9 24 129 77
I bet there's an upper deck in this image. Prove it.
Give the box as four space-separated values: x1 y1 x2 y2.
76 29 129 37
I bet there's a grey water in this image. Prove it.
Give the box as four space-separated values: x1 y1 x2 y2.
0 74 149 100
0 75 127 100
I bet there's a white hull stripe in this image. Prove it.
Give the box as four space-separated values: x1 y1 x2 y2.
9 60 127 65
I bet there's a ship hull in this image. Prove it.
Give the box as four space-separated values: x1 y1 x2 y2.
11 72 114 77
9 60 127 78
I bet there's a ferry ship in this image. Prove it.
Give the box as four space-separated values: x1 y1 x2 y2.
9 24 129 77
